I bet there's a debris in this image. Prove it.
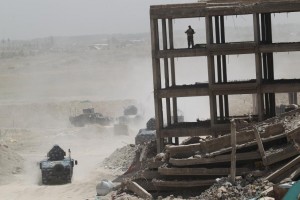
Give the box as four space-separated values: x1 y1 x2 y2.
113 109 300 198
266 155 300 183
96 179 115 196
123 180 153 200
101 144 138 174
198 177 274 200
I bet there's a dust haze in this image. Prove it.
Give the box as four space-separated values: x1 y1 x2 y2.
0 32 155 199
0 1 300 200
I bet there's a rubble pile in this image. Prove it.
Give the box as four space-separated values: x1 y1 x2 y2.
111 108 300 200
101 144 138 173
198 177 273 200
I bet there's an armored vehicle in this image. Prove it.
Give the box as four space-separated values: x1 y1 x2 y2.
69 108 113 127
135 128 156 145
114 105 143 135
39 145 77 184
135 118 156 145
123 105 138 116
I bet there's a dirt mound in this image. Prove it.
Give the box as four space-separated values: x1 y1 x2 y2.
101 144 138 174
0 144 24 184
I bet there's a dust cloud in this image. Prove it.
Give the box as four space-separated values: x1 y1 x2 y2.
0 34 154 199
0 7 300 200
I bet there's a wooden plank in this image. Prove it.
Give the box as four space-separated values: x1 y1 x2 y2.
166 143 201 158
116 170 160 183
289 168 300 180
264 123 284 137
287 125 300 148
253 126 266 165
266 155 300 182
264 145 299 166
207 132 287 157
125 181 153 200
134 170 161 180
133 179 157 191
169 151 261 166
199 128 290 155
166 124 287 158
203 129 256 153
146 160 164 169
171 131 287 158
230 119 237 183
152 179 216 188
158 167 250 176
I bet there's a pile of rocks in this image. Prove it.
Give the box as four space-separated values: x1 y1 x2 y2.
101 144 138 173
198 177 273 200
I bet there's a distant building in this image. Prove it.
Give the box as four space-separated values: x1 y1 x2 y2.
88 43 109 50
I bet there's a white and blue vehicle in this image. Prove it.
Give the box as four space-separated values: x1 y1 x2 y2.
39 145 77 184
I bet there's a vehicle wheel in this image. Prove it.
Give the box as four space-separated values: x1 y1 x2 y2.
53 164 64 174
42 178 48 185
66 175 71 183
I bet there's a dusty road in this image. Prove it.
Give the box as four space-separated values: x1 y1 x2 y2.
0 123 137 200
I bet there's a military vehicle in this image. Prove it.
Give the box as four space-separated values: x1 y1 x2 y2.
123 105 138 116
114 105 143 135
69 108 113 127
39 145 77 184
118 105 143 125
135 118 156 145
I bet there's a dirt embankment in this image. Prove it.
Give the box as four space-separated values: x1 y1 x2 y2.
0 143 24 185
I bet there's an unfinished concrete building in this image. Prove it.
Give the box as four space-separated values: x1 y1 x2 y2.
150 0 300 152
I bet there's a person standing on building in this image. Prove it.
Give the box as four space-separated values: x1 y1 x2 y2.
185 25 195 48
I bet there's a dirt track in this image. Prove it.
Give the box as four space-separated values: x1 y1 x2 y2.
0 122 138 200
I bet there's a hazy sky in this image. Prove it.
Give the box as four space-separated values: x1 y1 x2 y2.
0 0 193 40
0 0 299 40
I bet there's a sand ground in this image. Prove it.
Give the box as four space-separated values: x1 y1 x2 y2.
0 122 138 200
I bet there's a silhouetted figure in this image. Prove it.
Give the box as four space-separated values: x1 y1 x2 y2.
185 25 195 48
